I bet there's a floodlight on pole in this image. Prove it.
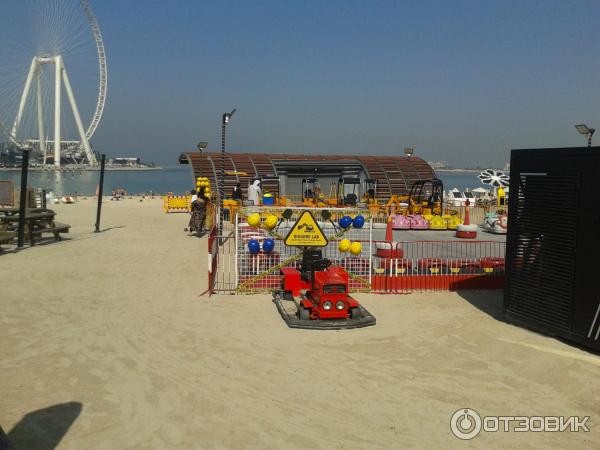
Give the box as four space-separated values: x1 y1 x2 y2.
196 141 208 151
575 124 595 148
223 109 236 125
404 147 414 157
219 109 236 241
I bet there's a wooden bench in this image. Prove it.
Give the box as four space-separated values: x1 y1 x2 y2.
30 222 70 245
0 230 16 252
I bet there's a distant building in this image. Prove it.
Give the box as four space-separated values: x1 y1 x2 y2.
110 157 141 166
0 145 20 166
428 161 448 169
0 140 92 166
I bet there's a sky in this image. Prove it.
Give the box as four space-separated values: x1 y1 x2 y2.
88 0 600 166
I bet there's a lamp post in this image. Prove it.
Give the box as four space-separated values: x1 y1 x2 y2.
94 154 106 232
17 148 30 247
220 109 236 238
575 124 595 148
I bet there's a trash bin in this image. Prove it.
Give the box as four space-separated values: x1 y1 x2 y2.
263 193 275 206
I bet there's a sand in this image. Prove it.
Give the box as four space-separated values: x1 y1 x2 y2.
1 198 599 449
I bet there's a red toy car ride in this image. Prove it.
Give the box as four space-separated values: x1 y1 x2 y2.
274 249 375 329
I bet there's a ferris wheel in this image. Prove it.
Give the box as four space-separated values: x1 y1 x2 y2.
0 0 107 167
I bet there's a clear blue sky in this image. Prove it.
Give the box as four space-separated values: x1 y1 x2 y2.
92 0 600 167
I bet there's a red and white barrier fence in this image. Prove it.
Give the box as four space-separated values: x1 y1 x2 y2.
205 209 506 294
371 240 505 292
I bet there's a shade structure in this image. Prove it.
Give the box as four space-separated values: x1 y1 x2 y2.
179 151 437 199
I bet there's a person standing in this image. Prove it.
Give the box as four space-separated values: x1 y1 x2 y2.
187 186 209 235
247 179 262 206
232 183 243 203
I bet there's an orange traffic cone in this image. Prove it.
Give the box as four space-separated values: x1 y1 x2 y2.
456 199 477 239
376 215 397 259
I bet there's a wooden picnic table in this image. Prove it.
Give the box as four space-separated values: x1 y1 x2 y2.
0 209 69 246
0 207 54 216
0 230 16 252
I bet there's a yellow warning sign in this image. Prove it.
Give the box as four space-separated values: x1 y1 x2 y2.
284 210 329 247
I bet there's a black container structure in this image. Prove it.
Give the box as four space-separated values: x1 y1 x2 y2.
504 146 600 351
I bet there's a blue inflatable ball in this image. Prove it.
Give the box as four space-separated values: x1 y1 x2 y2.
353 215 365 229
339 215 353 229
263 238 275 253
248 239 260 254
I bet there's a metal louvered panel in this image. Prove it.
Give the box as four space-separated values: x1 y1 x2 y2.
506 172 578 330
504 147 600 351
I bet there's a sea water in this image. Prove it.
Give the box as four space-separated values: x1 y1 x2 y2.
0 167 192 196
0 167 485 196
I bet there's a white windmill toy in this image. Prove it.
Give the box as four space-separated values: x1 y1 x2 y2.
478 169 509 195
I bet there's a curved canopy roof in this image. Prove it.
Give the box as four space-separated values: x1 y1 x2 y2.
179 151 436 198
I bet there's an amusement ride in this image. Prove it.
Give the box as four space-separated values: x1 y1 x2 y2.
0 0 107 168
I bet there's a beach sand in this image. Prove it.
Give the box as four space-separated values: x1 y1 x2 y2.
1 198 599 449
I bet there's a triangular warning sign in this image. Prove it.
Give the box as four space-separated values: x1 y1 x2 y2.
284 210 328 247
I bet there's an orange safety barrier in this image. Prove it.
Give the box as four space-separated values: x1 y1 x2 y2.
163 193 192 213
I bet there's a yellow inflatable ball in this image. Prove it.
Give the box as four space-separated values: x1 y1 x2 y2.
338 238 351 252
247 213 261 227
264 214 278 230
349 241 362 255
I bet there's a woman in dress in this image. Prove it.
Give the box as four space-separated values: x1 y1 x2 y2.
187 186 209 235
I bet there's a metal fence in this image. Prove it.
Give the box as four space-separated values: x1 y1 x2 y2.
236 195 505 227
234 206 373 293
371 240 505 292
372 240 505 273
205 203 238 294
205 205 506 295
368 204 506 226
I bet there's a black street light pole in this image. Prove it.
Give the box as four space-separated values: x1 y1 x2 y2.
219 109 236 239
17 149 30 247
575 124 595 148
95 154 106 232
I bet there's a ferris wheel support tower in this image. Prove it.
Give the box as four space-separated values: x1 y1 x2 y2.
11 56 97 167
0 0 107 168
